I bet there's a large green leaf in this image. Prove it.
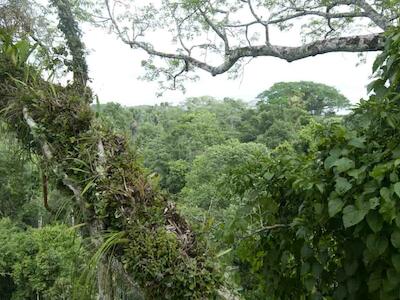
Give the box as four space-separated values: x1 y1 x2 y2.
366 211 383 233
366 234 388 257
348 137 366 149
394 182 400 198
391 230 400 249
342 205 368 228
328 196 344 217
335 177 352 195
332 157 355 173
368 271 382 292
392 254 400 273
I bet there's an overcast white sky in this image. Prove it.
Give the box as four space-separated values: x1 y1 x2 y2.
83 26 378 107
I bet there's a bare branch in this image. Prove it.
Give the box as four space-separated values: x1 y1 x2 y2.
268 10 369 25
332 0 391 29
198 6 230 52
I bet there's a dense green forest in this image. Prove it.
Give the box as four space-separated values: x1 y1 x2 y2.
1 0 400 299
0 81 350 298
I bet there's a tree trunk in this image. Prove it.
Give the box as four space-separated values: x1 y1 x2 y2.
0 1 230 299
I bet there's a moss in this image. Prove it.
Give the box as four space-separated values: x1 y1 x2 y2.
124 225 221 299
0 36 223 299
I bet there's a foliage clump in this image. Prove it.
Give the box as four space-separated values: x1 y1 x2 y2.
0 31 223 299
224 26 400 299
0 218 88 299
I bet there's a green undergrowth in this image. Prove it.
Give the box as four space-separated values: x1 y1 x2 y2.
0 32 222 299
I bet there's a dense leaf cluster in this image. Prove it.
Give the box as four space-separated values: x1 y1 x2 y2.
224 26 400 299
0 219 87 299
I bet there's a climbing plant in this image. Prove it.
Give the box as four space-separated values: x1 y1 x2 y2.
224 26 400 299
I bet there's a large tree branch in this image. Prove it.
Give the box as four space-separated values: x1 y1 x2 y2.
128 32 384 76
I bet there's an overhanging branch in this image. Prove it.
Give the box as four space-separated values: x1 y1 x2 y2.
128 32 384 76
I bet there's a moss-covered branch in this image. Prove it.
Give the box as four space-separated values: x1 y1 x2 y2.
0 6 226 299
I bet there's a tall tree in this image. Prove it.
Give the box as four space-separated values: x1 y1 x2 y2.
103 0 399 88
257 81 350 115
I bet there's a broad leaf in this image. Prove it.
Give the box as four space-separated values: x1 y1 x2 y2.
328 196 344 217
366 211 383 233
366 234 388 257
394 182 400 198
335 177 352 195
392 254 400 273
391 230 400 249
332 157 355 173
342 205 368 228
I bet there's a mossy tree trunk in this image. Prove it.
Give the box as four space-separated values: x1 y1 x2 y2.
0 0 228 299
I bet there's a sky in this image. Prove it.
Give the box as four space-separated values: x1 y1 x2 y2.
83 26 379 107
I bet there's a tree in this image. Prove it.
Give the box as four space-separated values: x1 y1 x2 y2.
179 140 268 238
0 219 89 299
123 97 246 194
0 127 38 221
103 0 399 89
181 140 268 211
257 81 350 115
0 1 228 299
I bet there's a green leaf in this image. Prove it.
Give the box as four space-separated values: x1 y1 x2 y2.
344 259 358 276
387 268 400 286
369 197 379 210
366 234 388 256
392 254 400 273
315 183 325 193
333 285 347 299
394 182 400 198
324 155 337 170
347 167 366 180
342 205 368 228
216 248 232 258
348 137 366 149
347 277 360 294
81 179 95 196
300 244 313 258
371 163 391 179
390 172 399 183
366 212 383 233
328 196 344 217
332 157 355 173
335 177 352 195
263 172 274 180
368 271 382 292
380 187 392 201
379 193 396 223
301 262 310 275
304 276 315 291
391 230 400 249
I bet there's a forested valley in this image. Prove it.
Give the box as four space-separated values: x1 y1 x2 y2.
1 0 400 299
